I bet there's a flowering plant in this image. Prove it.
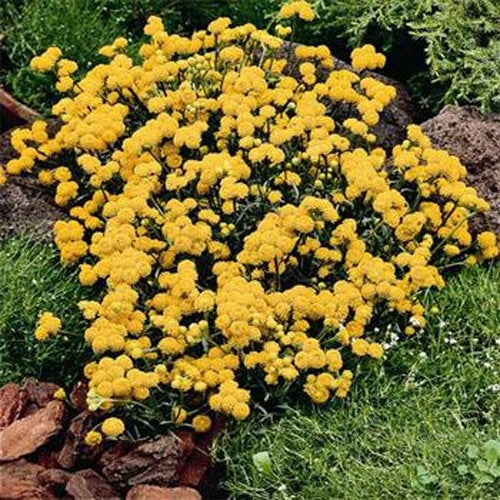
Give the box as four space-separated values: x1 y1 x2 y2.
2 1 497 440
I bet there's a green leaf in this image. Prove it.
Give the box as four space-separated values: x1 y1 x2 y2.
489 465 500 478
483 440 500 461
466 444 480 459
253 451 272 474
476 459 490 472
416 465 428 476
478 475 494 485
457 464 469 475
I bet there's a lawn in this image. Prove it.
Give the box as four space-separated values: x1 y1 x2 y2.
214 265 500 499
0 235 89 386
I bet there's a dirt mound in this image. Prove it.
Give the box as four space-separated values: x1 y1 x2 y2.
0 125 64 237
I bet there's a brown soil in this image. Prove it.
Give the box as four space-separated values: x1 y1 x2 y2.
0 125 63 238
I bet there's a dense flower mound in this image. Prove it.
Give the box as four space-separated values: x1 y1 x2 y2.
2 1 498 438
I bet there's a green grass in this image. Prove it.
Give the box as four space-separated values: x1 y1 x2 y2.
0 235 89 387
214 265 500 499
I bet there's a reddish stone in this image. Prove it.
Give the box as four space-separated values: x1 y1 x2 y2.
22 377 60 409
126 485 202 500
101 434 195 487
69 380 89 412
0 458 54 499
38 468 73 488
178 451 211 488
34 448 63 470
178 415 226 488
65 469 120 500
0 383 26 429
0 400 65 461
57 411 98 469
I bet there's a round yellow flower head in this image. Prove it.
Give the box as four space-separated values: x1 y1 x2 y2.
278 1 315 22
192 414 212 433
350 44 386 71
101 417 126 437
84 430 103 447
53 388 67 401
172 406 188 423
34 312 62 341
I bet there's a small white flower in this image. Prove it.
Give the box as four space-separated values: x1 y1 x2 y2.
410 316 421 327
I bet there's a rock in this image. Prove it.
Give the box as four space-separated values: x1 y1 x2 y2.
22 377 61 409
21 378 61 417
101 434 195 487
0 383 26 429
178 450 211 489
0 458 54 499
33 448 63 470
69 380 89 413
179 415 227 488
126 485 202 500
422 105 500 235
38 468 73 488
65 469 120 500
178 416 226 488
57 411 98 469
0 400 65 461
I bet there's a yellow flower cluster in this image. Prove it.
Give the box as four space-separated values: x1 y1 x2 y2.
278 1 315 22
4 6 497 436
34 312 62 341
350 44 386 72
30 47 63 72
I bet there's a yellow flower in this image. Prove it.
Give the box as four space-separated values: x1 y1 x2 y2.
53 388 67 400
350 44 386 71
84 430 103 446
34 312 62 341
278 1 315 22
367 342 384 360
101 417 126 437
172 406 188 423
192 415 212 433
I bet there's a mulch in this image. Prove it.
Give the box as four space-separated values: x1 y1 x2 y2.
0 378 218 499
